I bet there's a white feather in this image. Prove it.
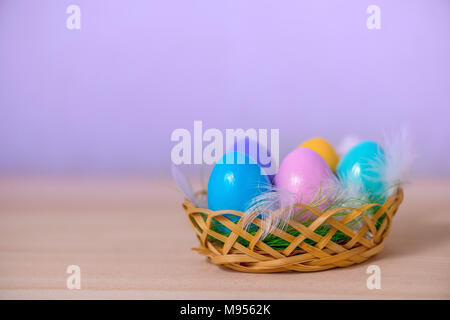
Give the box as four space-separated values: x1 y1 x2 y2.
362 129 414 199
241 185 297 239
339 171 373 207
242 179 345 239
335 129 414 234
380 128 414 196
339 129 414 205
171 164 198 206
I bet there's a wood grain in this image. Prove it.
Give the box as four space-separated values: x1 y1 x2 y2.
0 177 449 299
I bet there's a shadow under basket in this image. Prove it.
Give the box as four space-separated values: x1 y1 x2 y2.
183 188 404 273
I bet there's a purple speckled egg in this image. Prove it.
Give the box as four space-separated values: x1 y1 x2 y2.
275 147 337 221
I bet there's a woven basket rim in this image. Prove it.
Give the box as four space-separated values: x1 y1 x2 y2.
183 188 403 273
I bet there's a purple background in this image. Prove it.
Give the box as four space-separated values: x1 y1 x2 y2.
1 1 449 176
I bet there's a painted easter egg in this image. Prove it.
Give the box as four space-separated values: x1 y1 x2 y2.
208 151 270 224
336 141 386 198
231 137 275 182
299 137 339 172
275 147 337 220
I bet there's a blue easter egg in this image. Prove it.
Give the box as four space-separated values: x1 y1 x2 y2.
207 151 270 231
336 141 386 199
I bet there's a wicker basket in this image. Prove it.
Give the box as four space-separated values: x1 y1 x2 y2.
183 188 403 273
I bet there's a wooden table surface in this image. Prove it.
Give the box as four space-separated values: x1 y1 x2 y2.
0 177 449 299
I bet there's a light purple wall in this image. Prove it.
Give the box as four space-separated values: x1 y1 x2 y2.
1 1 449 176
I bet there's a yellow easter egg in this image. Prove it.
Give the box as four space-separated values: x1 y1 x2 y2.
298 137 339 172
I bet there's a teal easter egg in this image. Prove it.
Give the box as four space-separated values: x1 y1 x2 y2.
207 151 270 229
336 141 386 199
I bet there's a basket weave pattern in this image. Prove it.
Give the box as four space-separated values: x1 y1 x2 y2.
183 188 403 273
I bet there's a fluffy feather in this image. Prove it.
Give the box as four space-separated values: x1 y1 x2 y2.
242 180 345 239
335 129 414 234
241 185 296 239
362 129 414 198
380 128 414 196
171 164 207 207
338 174 372 207
339 129 414 205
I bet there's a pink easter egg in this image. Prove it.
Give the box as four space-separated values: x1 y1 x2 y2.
275 147 337 221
